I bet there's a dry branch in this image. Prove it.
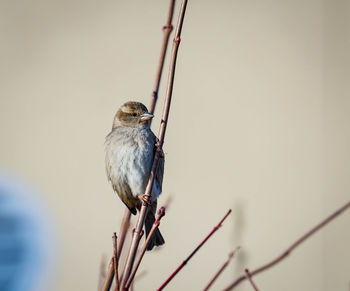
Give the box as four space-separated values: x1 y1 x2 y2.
113 233 120 291
157 209 232 291
102 258 114 291
244 269 259 291
120 1 189 289
102 210 131 291
117 210 132 260
224 200 350 290
124 207 166 289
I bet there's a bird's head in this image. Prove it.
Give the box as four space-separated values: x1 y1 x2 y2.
112 101 153 129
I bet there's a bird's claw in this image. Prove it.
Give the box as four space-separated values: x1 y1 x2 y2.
138 193 151 205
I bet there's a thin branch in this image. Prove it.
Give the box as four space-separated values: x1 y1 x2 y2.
120 1 189 289
124 207 166 289
117 210 132 259
244 269 259 291
103 259 114 291
203 247 240 291
148 0 175 117
102 259 114 291
113 233 120 291
157 209 232 291
224 200 350 290
102 210 131 291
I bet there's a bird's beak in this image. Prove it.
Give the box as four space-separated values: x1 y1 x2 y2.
140 113 154 122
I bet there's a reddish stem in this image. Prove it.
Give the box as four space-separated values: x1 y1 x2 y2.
148 0 175 117
157 209 232 291
124 208 166 290
244 269 259 291
117 210 132 260
102 211 131 291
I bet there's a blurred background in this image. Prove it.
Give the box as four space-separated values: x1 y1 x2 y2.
0 0 349 290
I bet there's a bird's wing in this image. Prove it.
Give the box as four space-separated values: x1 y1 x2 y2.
113 182 138 215
155 155 165 192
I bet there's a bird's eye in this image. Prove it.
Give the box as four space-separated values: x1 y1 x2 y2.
132 113 137 117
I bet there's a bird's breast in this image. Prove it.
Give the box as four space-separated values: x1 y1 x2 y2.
105 127 155 198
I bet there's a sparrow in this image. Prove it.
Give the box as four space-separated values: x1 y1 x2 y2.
105 101 165 250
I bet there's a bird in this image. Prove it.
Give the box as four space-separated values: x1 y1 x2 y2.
105 101 165 250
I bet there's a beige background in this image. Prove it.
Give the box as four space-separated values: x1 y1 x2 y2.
1 0 349 290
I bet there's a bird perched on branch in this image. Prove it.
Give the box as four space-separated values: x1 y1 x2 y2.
105 101 165 250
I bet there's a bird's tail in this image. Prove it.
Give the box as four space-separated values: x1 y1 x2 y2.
144 212 165 251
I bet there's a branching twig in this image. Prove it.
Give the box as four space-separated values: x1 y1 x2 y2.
244 269 259 291
102 210 131 291
124 207 166 289
203 247 240 291
120 1 189 289
157 209 232 291
224 200 350 290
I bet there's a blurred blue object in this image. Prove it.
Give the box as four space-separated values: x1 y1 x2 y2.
0 172 55 291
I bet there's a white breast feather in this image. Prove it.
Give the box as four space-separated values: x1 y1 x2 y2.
105 127 161 201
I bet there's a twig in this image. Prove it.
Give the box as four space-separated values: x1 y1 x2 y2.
124 207 166 289
148 0 175 117
102 210 131 291
113 233 120 291
203 247 240 291
120 1 189 289
157 209 232 291
103 259 114 291
117 210 132 259
102 258 114 291
224 200 350 290
244 269 259 291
